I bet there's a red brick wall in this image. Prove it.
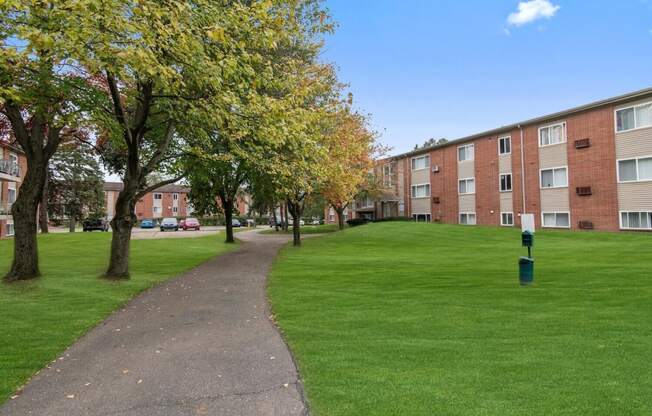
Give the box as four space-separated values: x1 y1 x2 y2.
475 136 500 226
429 146 458 223
509 128 525 226
403 157 411 217
521 125 542 228
566 107 619 231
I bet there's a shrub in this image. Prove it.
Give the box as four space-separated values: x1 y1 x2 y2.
346 218 369 227
372 216 412 223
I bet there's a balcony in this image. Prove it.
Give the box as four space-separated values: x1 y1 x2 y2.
0 159 21 179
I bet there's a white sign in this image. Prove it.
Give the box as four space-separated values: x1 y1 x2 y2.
521 213 535 233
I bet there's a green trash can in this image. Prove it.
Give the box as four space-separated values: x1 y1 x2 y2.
519 257 534 285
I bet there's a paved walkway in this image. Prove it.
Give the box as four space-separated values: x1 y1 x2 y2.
1 231 307 416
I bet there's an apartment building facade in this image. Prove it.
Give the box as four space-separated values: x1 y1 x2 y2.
0 143 26 238
104 182 191 221
366 88 652 232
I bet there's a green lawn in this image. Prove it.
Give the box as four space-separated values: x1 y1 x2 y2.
268 222 652 415
260 224 342 235
0 232 237 402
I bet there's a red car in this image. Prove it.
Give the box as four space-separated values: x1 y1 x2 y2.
182 217 200 231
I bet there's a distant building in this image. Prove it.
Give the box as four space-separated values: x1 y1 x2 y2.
0 143 26 238
104 182 191 221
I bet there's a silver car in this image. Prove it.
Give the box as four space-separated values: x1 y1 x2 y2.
160 217 178 231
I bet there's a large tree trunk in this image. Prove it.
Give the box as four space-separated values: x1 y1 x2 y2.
334 205 346 230
223 198 235 244
39 169 49 234
105 186 137 279
5 159 48 282
272 205 279 231
288 200 302 246
69 217 76 233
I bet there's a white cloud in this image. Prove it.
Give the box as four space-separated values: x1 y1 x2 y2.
507 0 560 26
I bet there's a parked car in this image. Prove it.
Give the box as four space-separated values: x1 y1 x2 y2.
182 217 200 231
83 218 109 232
232 219 242 228
160 217 179 231
140 219 154 229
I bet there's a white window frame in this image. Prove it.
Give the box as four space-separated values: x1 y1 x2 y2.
458 144 474 162
412 213 431 222
153 193 163 200
153 206 162 214
7 182 16 204
411 155 430 171
615 101 652 133
459 212 476 225
6 222 15 237
619 211 652 230
411 183 431 199
499 173 513 192
541 212 571 229
538 122 567 147
458 177 475 195
539 166 568 189
383 164 394 187
616 155 652 183
501 212 514 226
498 136 511 155
172 206 178 213
173 193 179 200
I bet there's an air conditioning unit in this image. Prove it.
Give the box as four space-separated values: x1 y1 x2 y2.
575 138 591 149
578 220 594 230
432 165 440 173
576 186 592 196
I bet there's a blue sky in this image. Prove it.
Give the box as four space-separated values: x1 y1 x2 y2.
320 0 652 154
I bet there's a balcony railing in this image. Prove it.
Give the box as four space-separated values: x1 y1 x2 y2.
0 159 20 177
0 202 13 215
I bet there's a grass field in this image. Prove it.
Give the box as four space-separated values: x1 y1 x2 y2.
260 224 342 235
268 222 652 415
0 232 237 402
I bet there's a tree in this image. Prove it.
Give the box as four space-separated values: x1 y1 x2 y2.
321 106 376 230
0 2 105 281
414 137 448 150
47 141 104 232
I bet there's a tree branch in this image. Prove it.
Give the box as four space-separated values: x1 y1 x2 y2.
143 121 175 175
3 102 30 154
105 71 133 146
135 174 185 200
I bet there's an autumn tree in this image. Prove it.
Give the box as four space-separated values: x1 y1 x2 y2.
0 2 106 281
321 105 376 230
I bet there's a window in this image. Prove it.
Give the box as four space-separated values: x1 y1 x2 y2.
173 193 179 200
7 183 16 204
616 102 652 132
153 206 161 214
540 167 568 188
6 223 14 237
458 144 474 162
458 178 475 194
459 213 476 225
500 173 512 192
539 122 566 146
411 155 429 171
412 213 431 222
620 212 652 230
153 193 162 200
411 184 430 198
542 212 570 228
618 157 652 182
383 164 394 187
329 213 334 222
501 212 514 226
172 206 178 213
499 136 511 155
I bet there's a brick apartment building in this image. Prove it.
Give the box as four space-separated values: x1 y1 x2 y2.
104 182 191 221
0 143 26 238
329 87 652 232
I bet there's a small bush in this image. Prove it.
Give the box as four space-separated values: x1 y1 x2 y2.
346 218 369 227
372 216 412 223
